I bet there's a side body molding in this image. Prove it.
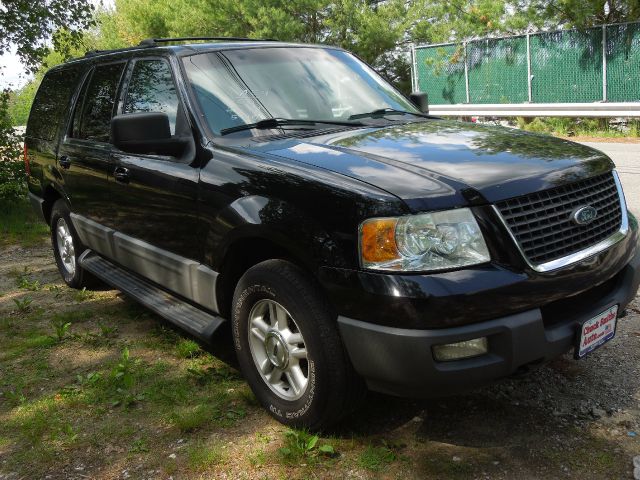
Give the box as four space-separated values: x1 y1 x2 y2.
70 213 219 313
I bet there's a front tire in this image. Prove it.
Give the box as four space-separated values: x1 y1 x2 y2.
50 199 95 289
231 259 364 430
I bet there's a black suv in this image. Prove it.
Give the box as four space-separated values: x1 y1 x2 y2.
25 38 640 430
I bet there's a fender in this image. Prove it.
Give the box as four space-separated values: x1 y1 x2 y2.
207 195 352 273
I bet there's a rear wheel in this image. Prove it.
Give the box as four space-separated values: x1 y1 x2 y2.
231 259 364 430
50 200 95 289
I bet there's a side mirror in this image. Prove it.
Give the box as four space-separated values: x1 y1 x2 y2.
111 112 186 157
409 92 429 114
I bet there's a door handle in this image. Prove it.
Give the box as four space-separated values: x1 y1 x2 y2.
59 155 71 169
114 166 130 184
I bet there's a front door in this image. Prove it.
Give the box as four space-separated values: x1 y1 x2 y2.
109 57 201 262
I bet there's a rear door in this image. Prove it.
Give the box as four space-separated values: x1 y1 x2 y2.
57 61 126 226
110 56 201 260
25 65 84 199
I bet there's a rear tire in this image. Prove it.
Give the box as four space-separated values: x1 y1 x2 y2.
50 199 96 289
231 259 364 431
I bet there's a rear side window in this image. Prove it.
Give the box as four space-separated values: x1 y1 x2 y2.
26 66 83 141
123 59 180 134
73 62 126 143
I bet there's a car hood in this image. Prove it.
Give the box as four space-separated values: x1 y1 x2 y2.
250 119 614 211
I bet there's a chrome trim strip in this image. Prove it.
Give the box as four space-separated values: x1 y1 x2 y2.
493 170 629 273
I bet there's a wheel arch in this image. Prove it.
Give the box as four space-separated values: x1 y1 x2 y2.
42 184 68 225
211 195 349 319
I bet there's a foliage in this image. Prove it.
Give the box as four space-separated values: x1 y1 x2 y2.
73 287 94 302
111 347 145 407
0 1 94 73
50 316 72 342
278 429 336 463
0 90 26 201
516 117 640 138
13 297 33 313
16 269 41 291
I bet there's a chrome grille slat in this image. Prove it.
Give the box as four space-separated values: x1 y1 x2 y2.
509 197 621 236
501 187 618 223
495 172 623 265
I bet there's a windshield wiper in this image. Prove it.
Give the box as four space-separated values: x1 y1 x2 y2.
220 117 365 136
348 108 430 120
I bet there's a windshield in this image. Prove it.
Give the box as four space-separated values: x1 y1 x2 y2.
182 47 419 135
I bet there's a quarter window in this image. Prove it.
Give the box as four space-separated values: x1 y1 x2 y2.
26 65 83 141
75 62 125 143
123 59 180 134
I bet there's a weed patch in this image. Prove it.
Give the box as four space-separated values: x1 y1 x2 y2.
278 429 336 464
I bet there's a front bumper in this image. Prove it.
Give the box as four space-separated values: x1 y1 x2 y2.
337 247 640 397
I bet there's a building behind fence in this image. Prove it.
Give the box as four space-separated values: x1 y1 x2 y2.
412 22 640 106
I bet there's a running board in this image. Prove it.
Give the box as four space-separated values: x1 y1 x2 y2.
79 251 225 341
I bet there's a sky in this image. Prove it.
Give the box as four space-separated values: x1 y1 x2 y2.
0 0 114 90
0 47 30 90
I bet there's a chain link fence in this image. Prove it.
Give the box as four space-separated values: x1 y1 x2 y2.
413 22 640 105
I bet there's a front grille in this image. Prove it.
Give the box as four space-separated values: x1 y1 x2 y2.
496 172 623 265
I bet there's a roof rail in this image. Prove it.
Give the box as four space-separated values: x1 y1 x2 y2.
138 37 277 47
82 37 277 58
84 44 154 58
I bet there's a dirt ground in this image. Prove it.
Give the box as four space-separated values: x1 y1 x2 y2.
1 240 639 480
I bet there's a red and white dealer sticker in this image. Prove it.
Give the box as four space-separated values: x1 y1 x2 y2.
576 305 618 359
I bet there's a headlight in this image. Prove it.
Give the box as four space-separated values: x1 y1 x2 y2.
359 208 490 272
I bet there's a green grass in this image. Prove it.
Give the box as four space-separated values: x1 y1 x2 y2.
0 199 49 247
175 339 202 359
358 444 397 471
186 441 225 471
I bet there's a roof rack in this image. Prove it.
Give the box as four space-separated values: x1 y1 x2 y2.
84 44 154 58
82 36 277 58
138 37 277 47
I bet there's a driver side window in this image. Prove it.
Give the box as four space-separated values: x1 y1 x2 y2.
123 59 180 135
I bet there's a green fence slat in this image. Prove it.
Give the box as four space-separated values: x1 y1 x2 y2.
415 44 467 105
467 37 529 103
414 22 640 105
530 29 603 103
606 23 640 102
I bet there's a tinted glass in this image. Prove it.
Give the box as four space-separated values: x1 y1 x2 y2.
123 59 179 134
71 70 91 138
78 62 125 143
27 65 83 141
182 48 417 135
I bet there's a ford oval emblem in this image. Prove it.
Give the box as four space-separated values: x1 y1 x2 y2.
572 206 598 225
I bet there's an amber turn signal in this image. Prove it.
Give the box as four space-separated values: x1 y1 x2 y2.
360 218 400 264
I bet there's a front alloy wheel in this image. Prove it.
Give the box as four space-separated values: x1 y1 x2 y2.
232 259 365 430
248 299 309 400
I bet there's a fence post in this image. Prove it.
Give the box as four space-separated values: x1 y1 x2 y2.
526 33 532 102
411 44 418 92
464 41 470 103
602 25 608 102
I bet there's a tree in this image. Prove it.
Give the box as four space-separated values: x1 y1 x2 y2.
0 0 95 73
0 0 94 203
